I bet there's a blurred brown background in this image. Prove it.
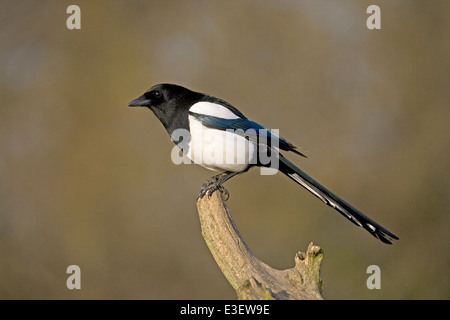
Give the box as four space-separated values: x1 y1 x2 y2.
1 0 449 299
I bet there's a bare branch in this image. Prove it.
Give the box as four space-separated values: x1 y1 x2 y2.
196 191 324 300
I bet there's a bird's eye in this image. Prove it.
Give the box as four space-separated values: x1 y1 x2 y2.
144 90 162 100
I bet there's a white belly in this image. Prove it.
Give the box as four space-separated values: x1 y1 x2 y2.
187 115 256 172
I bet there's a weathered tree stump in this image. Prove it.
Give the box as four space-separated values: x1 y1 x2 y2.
196 191 324 300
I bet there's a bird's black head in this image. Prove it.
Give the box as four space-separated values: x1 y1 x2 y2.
128 83 192 109
128 83 200 131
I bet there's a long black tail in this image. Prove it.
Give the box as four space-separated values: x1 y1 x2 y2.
279 155 399 244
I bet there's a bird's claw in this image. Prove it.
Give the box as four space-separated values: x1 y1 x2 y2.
198 180 230 201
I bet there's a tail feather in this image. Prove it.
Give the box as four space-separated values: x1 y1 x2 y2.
279 156 399 244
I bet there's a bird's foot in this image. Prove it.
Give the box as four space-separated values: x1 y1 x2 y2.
198 174 230 201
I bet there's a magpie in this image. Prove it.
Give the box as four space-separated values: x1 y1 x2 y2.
128 83 399 244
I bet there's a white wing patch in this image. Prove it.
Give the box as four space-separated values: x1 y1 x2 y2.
189 101 240 119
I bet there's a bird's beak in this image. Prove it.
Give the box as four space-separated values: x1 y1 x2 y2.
128 95 151 107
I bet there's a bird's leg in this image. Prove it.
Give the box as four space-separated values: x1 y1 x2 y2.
198 172 231 200
198 171 240 200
